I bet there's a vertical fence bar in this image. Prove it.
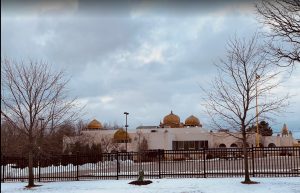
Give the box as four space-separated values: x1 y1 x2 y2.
158 149 161 179
1 155 5 183
116 152 119 180
38 155 41 182
203 148 206 178
76 152 79 181
251 145 255 177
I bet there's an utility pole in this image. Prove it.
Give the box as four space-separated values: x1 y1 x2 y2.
124 112 129 152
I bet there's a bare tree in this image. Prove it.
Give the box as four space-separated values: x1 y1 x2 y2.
103 122 123 130
203 35 288 183
136 130 148 152
1 120 27 156
256 0 300 67
1 59 81 187
100 136 120 153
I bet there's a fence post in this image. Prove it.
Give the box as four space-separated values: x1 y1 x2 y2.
251 145 255 177
38 155 41 182
203 148 206 178
76 151 79 181
1 155 5 183
158 149 161 179
116 152 119 180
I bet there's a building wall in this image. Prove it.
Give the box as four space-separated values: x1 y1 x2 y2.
64 126 298 152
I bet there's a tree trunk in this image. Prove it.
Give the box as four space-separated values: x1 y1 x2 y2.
242 138 251 183
27 140 35 187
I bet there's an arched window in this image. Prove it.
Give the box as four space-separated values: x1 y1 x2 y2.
219 144 226 148
230 143 238 147
268 143 276 147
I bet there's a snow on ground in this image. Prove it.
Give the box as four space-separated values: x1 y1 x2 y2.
1 177 300 193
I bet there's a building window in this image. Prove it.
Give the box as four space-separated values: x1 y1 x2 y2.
189 141 195 150
268 143 276 147
230 143 238 147
172 140 208 150
178 141 184 150
219 144 226 148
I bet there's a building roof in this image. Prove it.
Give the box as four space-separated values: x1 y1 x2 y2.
136 126 158 130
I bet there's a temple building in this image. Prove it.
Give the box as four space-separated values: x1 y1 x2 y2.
63 111 298 152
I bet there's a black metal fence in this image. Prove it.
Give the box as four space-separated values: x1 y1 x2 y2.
1 146 299 182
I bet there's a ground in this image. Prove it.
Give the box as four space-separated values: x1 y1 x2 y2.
1 177 300 193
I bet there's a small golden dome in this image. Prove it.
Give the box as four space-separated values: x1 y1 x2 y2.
163 111 180 128
185 115 202 127
113 128 130 141
87 119 103 129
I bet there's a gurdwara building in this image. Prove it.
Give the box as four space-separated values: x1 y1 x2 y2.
64 111 298 152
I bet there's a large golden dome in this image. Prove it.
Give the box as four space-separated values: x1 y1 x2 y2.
163 111 180 128
113 128 130 142
87 119 103 129
185 115 202 127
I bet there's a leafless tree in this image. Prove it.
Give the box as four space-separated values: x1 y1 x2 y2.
136 130 148 152
1 59 81 187
42 121 81 155
256 0 300 67
102 122 122 130
1 120 27 156
203 35 289 183
100 136 120 153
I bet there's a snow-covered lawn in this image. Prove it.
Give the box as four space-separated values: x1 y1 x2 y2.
1 177 300 193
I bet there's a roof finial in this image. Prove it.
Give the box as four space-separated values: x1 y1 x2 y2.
171 110 173 114
282 123 289 136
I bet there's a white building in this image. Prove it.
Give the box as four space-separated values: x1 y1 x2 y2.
64 111 298 152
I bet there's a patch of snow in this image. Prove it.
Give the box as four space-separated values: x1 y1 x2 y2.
1 177 300 193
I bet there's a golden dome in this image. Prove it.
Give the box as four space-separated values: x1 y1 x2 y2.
163 111 180 128
87 119 103 129
113 128 130 141
185 115 202 127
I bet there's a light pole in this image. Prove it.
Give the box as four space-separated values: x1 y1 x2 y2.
124 112 129 152
255 74 260 147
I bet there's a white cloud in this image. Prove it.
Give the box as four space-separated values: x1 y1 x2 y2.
100 96 114 104
2 1 300 132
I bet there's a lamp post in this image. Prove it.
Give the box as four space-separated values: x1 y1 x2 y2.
255 74 260 147
124 112 129 152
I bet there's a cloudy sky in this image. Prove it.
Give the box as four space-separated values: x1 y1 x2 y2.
2 0 300 137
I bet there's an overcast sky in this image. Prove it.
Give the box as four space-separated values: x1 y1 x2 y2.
2 0 300 137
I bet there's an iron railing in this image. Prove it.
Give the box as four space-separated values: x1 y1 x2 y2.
1 146 299 182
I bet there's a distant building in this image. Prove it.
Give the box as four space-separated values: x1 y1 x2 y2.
63 111 298 152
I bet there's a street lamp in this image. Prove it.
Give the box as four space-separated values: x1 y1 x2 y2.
124 112 129 152
255 74 260 147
